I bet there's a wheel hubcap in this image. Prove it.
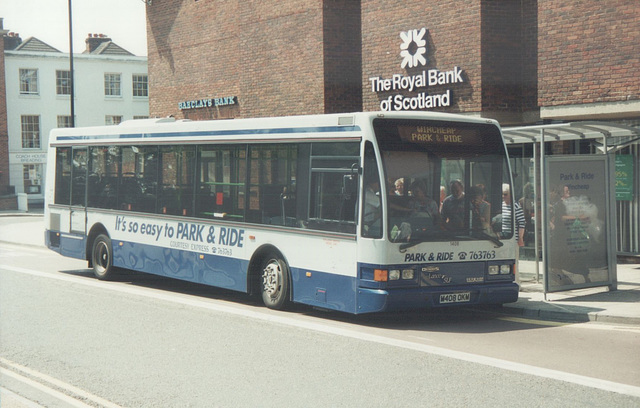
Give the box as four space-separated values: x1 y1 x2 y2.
262 260 281 298
95 242 109 272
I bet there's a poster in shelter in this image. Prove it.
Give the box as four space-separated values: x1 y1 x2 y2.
545 157 610 292
615 155 634 201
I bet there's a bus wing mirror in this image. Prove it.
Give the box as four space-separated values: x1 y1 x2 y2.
350 163 361 179
344 162 361 195
343 174 358 196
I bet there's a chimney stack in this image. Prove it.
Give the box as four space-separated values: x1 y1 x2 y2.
85 33 112 53
4 32 22 51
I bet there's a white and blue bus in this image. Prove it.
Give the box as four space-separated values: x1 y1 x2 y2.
45 112 518 314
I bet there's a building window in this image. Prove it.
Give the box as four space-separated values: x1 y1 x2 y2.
57 115 73 128
23 164 43 194
56 70 72 95
19 68 38 95
132 74 148 97
133 116 149 120
106 115 123 125
104 73 121 96
21 115 40 148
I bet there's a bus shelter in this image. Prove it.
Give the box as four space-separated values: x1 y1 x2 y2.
502 122 640 294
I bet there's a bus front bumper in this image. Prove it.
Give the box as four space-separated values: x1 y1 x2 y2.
356 282 519 314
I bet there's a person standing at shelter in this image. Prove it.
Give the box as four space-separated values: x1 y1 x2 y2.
518 182 535 246
502 183 525 283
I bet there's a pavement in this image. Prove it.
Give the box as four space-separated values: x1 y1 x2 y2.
1 210 639 325
513 262 640 325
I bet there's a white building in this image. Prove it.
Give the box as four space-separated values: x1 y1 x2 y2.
4 33 148 204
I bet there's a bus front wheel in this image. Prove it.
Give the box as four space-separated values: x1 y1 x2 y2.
261 255 290 310
92 234 115 280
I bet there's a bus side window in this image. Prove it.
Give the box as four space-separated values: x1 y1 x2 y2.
307 142 359 234
159 146 195 216
87 146 119 210
118 146 158 212
196 146 246 221
71 148 87 207
55 147 72 205
247 144 298 227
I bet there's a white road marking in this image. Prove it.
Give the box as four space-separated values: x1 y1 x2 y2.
4 264 640 399
497 316 640 333
1 359 122 408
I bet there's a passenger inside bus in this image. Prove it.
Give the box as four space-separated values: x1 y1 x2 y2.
388 178 440 242
440 179 465 230
393 178 405 196
469 184 491 234
407 180 439 220
363 179 382 236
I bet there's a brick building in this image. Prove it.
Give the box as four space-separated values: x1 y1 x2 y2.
145 1 639 256
146 0 638 125
538 0 639 120
147 1 362 120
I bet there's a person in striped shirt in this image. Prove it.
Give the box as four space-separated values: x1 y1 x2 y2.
502 183 525 247
502 183 525 283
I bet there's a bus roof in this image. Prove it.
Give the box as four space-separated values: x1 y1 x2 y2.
48 111 499 146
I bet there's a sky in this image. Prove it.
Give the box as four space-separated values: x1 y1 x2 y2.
0 0 148 56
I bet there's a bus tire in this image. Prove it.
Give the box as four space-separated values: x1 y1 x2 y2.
261 255 290 310
92 234 115 280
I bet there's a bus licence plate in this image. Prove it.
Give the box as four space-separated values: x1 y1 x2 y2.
439 292 471 304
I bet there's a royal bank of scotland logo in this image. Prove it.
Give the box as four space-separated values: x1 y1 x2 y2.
400 28 427 69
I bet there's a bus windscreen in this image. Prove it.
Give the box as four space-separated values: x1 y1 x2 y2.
373 118 512 243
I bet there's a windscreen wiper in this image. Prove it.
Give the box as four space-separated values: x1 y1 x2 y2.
399 240 423 252
454 232 504 248
476 231 504 247
398 231 503 253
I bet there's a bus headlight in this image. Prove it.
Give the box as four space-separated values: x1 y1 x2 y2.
401 269 415 280
488 265 499 275
500 264 512 275
389 269 415 281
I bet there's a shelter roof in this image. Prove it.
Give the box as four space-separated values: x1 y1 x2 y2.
503 122 640 152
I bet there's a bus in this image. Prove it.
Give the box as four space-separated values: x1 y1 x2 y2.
44 111 519 314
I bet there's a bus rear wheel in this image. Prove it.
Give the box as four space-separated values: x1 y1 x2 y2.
261 255 290 310
92 234 115 280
